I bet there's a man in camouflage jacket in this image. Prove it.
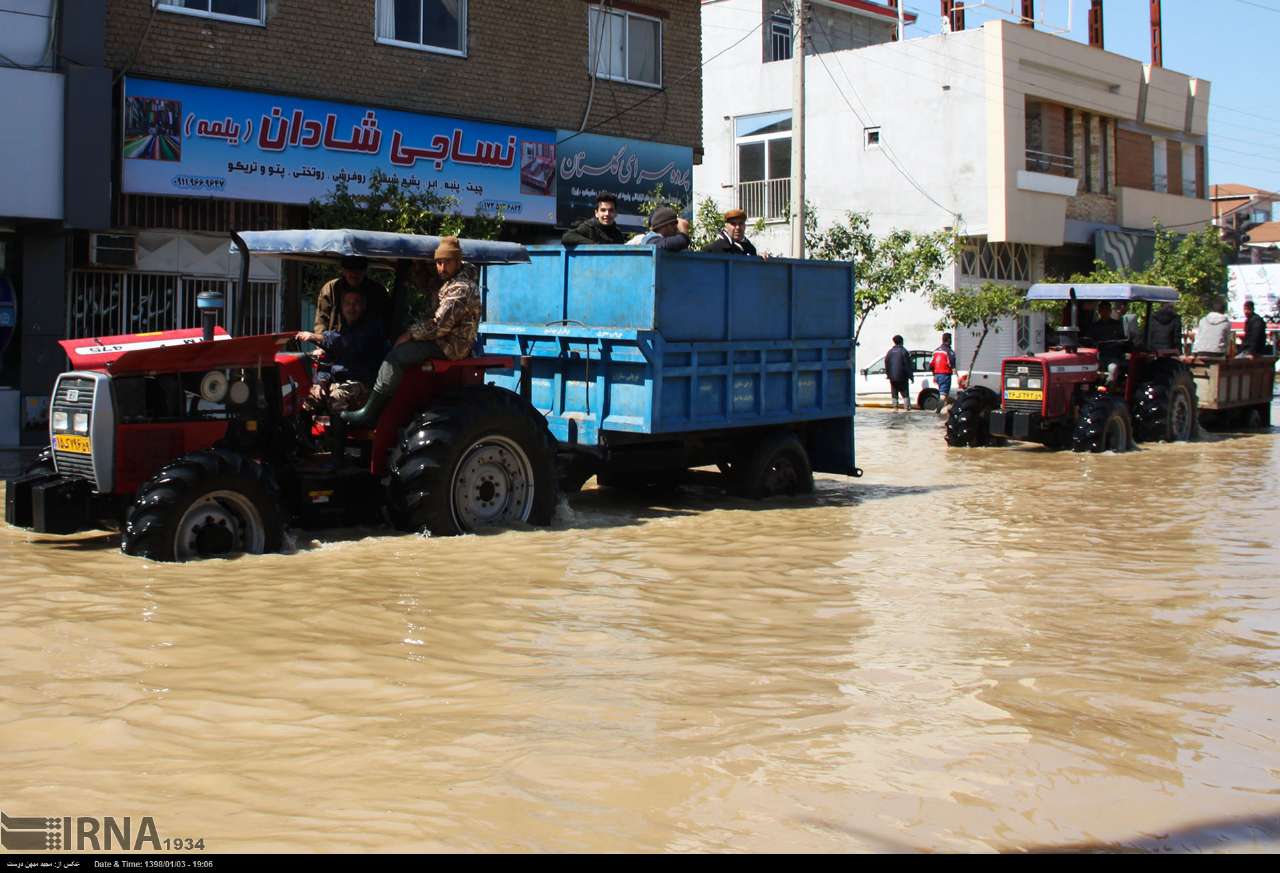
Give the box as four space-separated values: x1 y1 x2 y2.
341 237 480 426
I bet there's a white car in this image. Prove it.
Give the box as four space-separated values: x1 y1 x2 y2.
857 349 943 409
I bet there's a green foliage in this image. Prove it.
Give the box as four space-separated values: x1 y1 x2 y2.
1049 224 1230 324
929 281 1026 374
803 205 959 342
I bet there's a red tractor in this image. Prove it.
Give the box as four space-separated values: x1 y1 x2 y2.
5 230 557 561
945 284 1198 452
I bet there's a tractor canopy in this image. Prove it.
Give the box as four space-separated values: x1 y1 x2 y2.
229 229 530 266
1026 283 1179 302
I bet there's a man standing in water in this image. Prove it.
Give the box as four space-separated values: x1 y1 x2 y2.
885 335 914 412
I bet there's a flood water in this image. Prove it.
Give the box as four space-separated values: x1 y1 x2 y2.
1 408 1278 853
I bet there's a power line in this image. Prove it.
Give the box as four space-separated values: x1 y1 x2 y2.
558 18 763 147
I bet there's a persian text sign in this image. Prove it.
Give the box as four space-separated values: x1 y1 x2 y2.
555 131 693 228
121 77 558 223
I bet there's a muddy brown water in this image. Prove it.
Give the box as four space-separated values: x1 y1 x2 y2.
1 408 1278 852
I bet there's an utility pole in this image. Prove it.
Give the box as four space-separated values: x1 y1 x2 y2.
791 0 806 259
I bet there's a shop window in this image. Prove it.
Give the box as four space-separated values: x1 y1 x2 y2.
376 0 467 56
159 1 265 26
588 5 661 88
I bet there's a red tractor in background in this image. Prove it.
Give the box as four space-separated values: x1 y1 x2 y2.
945 284 1198 453
5 230 557 561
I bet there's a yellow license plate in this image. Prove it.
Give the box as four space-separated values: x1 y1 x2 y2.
1005 389 1043 402
55 434 92 454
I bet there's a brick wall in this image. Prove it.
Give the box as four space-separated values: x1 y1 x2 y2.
1115 128 1152 191
1166 139 1182 196
106 0 702 154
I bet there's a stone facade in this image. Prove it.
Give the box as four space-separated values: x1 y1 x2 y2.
1066 191 1117 224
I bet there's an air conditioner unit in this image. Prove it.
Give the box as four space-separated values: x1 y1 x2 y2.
87 233 137 269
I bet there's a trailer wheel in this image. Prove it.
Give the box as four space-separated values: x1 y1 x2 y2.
389 385 557 535
1072 396 1133 454
944 386 1000 447
916 388 941 411
121 449 284 561
736 432 813 499
1133 360 1198 443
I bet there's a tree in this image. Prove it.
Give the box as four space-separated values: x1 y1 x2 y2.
1050 223 1230 324
803 207 958 343
929 281 1026 376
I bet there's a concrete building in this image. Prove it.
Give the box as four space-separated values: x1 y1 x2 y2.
1212 183 1279 263
3 0 703 447
696 0 1213 380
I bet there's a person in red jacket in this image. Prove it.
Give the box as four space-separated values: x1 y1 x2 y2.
930 332 957 415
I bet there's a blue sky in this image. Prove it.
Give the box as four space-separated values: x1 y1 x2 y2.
908 0 1280 196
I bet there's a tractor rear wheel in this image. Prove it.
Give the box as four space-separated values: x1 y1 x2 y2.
944 386 1000 447
1133 360 1198 443
1071 396 1133 453
121 449 284 561
388 385 557 536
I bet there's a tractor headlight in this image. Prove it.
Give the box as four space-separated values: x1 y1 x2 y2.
73 413 90 433
52 410 68 432
1005 377 1019 388
1027 378 1042 389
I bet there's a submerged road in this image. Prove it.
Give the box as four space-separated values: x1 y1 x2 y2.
1 406 1278 852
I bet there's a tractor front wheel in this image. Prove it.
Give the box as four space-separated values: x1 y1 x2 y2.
121 449 284 561
1072 396 1133 453
945 386 1000 447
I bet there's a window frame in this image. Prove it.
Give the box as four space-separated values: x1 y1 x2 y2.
765 12 793 63
587 5 663 89
734 112 793 224
375 0 469 59
157 1 266 27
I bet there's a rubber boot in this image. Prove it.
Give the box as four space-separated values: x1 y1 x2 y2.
326 412 348 470
340 385 392 428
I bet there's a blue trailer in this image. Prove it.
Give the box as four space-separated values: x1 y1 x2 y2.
480 246 860 496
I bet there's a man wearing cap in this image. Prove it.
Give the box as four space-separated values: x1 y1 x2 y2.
703 208 761 257
342 237 481 427
637 205 691 251
314 255 391 334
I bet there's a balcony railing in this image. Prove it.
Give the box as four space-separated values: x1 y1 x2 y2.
1025 149 1075 177
737 178 791 222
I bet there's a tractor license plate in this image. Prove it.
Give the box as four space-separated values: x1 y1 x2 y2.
1005 389 1043 402
55 434 92 454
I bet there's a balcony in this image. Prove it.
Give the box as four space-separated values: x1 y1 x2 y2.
737 178 791 222
1025 148 1075 177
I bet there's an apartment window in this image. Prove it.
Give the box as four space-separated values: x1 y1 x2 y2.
864 127 881 149
958 240 1033 284
588 5 661 87
735 111 791 222
159 1 264 25
765 12 793 62
376 0 467 56
1152 136 1168 193
1181 143 1197 200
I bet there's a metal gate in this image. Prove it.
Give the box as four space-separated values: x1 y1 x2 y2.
67 271 280 338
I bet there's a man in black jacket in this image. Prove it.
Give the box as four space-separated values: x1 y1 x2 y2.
1147 302 1183 352
703 208 763 256
561 191 627 245
1242 300 1268 356
885 335 914 412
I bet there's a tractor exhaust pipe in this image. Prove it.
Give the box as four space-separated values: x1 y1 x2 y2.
197 288 225 342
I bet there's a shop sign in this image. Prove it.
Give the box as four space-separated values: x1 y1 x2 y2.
555 131 693 229
121 77 558 224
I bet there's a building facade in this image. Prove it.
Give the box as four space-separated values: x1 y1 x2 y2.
696 0 1212 379
3 0 703 447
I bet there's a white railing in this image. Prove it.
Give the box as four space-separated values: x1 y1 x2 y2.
67 271 280 338
737 178 791 222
